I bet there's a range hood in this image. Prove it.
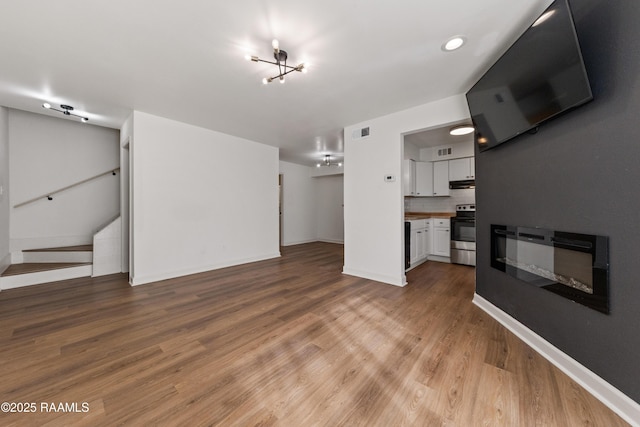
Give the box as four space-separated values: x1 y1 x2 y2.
449 179 475 189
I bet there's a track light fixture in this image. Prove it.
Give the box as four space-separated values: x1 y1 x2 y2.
245 39 307 84
316 154 342 168
42 103 89 122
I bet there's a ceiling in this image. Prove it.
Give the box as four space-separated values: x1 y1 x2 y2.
0 0 551 166
404 120 474 149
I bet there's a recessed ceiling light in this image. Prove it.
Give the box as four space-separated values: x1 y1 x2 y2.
442 36 466 52
449 125 474 136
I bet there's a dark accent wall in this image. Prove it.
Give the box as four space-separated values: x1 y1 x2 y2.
475 0 640 403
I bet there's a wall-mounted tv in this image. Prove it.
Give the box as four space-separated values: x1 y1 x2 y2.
466 0 592 152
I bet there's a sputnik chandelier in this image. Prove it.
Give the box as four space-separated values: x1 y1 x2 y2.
246 39 307 84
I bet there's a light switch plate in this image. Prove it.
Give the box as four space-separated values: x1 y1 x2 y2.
384 175 395 182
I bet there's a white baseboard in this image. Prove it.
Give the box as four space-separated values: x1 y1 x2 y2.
317 238 344 245
427 255 451 263
130 252 282 287
473 294 640 427
281 238 318 246
342 267 406 287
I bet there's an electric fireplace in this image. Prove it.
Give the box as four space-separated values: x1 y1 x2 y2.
491 225 609 313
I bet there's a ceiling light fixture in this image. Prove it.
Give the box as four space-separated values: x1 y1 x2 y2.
316 154 342 168
42 103 89 122
449 125 475 136
532 10 555 27
442 36 466 52
247 39 307 84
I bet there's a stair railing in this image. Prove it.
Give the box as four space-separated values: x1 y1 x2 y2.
13 168 120 208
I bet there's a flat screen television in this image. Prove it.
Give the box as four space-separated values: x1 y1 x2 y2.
466 0 592 152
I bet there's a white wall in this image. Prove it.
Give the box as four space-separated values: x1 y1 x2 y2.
9 110 120 251
405 188 475 213
130 111 280 286
119 115 133 275
420 139 474 161
0 107 9 274
279 161 345 246
279 161 317 246
343 95 470 286
310 165 344 177
316 174 344 243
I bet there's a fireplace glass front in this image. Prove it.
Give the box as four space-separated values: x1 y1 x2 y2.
491 225 609 313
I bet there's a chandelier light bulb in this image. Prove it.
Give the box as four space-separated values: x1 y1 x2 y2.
248 40 306 85
41 102 89 122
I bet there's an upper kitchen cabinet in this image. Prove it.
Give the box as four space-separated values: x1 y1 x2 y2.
433 161 450 196
403 159 416 196
415 161 433 197
449 157 475 181
404 160 441 197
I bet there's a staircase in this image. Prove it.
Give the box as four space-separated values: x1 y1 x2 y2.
0 216 123 291
0 245 94 290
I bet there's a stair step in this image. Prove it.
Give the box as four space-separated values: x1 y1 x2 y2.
23 245 93 252
21 246 93 264
1 262 91 277
0 264 92 290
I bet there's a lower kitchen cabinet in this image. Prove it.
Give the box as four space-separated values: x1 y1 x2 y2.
409 219 431 267
432 218 451 257
406 217 451 270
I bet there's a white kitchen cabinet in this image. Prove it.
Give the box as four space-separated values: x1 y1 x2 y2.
432 218 450 257
409 219 431 266
418 220 432 260
448 157 475 181
432 161 450 196
403 159 416 196
409 226 419 265
415 161 433 197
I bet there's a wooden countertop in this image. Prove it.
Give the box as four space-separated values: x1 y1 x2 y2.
405 212 455 220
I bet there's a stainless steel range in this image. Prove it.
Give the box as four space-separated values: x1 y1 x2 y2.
451 204 476 266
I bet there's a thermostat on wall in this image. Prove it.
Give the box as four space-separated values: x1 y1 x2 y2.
384 175 395 182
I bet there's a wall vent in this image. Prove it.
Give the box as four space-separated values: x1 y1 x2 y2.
436 146 453 157
352 126 370 139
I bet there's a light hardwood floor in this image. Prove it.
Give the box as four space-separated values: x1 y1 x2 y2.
0 242 629 426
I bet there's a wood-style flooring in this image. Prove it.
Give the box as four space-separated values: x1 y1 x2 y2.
0 242 629 426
